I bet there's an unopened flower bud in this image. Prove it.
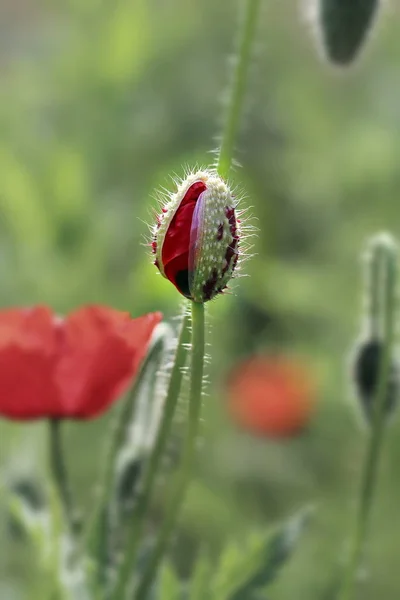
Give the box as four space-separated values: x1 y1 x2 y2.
312 0 380 66
351 232 399 424
152 170 240 303
353 338 399 424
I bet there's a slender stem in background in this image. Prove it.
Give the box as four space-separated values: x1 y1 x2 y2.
216 0 261 180
135 301 205 599
49 419 76 533
366 244 382 340
47 419 75 600
111 310 191 600
337 240 397 600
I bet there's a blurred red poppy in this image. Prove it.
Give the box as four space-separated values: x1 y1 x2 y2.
0 305 162 420
226 355 315 438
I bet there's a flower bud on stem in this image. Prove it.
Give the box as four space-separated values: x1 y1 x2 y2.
134 0 260 595
338 233 398 600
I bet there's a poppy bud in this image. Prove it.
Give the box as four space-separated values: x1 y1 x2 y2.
353 339 399 423
351 232 399 424
152 170 240 303
312 0 380 65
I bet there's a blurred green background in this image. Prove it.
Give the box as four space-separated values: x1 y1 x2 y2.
1 0 400 598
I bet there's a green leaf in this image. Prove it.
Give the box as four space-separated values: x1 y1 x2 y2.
85 322 175 589
158 561 183 600
112 323 175 526
188 549 213 600
8 494 50 559
212 507 313 600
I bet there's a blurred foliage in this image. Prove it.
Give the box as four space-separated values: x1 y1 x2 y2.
1 0 400 598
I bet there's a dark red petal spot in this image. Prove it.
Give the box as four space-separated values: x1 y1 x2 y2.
223 206 239 276
225 238 238 265
162 181 206 297
202 268 219 301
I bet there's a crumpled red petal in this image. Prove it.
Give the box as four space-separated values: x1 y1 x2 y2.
162 181 206 295
56 307 162 418
0 307 61 419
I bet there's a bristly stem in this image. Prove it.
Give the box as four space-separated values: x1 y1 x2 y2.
217 0 261 180
48 419 76 534
111 310 191 600
135 301 205 599
338 235 397 600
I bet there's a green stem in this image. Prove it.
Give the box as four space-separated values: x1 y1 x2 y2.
135 301 205 599
337 243 396 600
110 310 191 600
216 0 261 179
366 245 382 340
48 419 76 534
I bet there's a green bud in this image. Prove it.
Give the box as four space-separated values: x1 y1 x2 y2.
315 0 380 65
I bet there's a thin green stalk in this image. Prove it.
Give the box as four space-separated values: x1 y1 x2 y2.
48 419 76 600
366 245 382 339
49 419 76 534
135 301 205 599
217 0 261 179
337 243 397 600
111 311 191 600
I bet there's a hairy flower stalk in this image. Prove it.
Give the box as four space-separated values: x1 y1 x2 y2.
338 233 398 600
217 0 261 178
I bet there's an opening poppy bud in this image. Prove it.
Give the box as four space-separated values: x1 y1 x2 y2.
353 339 399 424
152 170 240 303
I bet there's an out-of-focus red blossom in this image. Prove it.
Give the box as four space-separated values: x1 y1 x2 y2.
226 355 316 438
0 305 162 421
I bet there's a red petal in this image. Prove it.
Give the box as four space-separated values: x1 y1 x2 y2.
227 356 314 438
162 181 206 295
0 307 61 420
56 306 162 418
0 306 56 351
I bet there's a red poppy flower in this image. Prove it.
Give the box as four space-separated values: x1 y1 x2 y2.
0 305 162 420
152 170 240 302
226 355 315 438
